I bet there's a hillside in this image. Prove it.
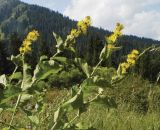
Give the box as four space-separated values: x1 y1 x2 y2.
0 0 160 80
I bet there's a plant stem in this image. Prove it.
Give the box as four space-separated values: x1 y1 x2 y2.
63 110 79 129
0 120 17 130
52 52 59 58
9 66 18 83
88 93 101 103
9 55 24 129
9 94 21 129
91 59 103 76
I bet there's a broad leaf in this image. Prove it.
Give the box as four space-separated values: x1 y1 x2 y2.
53 32 64 53
75 58 91 78
33 57 62 82
0 74 7 87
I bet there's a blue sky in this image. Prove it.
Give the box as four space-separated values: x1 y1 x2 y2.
21 0 70 12
21 0 160 40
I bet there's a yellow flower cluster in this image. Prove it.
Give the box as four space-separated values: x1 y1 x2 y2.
107 23 124 44
66 16 91 43
19 30 39 54
120 49 139 74
106 23 124 50
77 16 91 34
107 44 115 49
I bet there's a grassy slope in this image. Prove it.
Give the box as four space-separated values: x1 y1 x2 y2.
1 74 160 130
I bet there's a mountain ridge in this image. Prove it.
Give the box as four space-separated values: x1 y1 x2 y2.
0 0 160 75
0 0 159 42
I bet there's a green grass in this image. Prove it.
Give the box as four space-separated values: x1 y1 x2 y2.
1 74 160 130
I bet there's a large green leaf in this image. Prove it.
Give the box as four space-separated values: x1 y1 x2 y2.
62 88 83 109
75 58 92 78
99 45 108 60
53 32 64 53
0 91 22 105
10 54 22 67
0 74 7 87
9 72 22 80
33 58 62 82
53 107 69 129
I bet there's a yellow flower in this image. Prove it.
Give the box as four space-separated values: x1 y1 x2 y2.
19 45 31 54
19 30 39 54
121 62 130 69
70 29 80 38
106 23 124 44
77 16 91 34
114 23 124 36
107 44 115 49
127 59 136 65
131 49 139 55
119 49 139 75
122 67 127 74
127 54 137 59
23 39 32 46
120 62 130 74
27 30 39 41
108 34 117 43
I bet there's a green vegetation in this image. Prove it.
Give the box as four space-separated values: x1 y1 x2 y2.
1 0 160 130
0 0 160 81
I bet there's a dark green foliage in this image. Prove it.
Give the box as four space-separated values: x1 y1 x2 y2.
48 68 84 88
0 0 160 82
135 48 160 82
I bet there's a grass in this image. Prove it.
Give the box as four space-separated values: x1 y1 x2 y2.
1 74 160 130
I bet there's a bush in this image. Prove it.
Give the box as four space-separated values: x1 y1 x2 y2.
48 68 84 88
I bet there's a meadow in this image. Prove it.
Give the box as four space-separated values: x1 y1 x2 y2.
1 16 160 130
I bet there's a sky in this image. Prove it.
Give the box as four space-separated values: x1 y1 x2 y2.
21 0 160 40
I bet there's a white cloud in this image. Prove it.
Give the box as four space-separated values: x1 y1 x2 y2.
64 0 160 40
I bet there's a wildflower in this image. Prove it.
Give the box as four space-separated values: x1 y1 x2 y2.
19 30 39 54
70 29 80 37
127 54 137 60
121 62 130 69
127 59 136 65
65 16 91 45
107 34 117 43
77 16 91 34
126 49 139 65
106 23 124 44
119 49 139 75
27 30 39 41
131 49 139 55
107 44 115 49
120 62 130 74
